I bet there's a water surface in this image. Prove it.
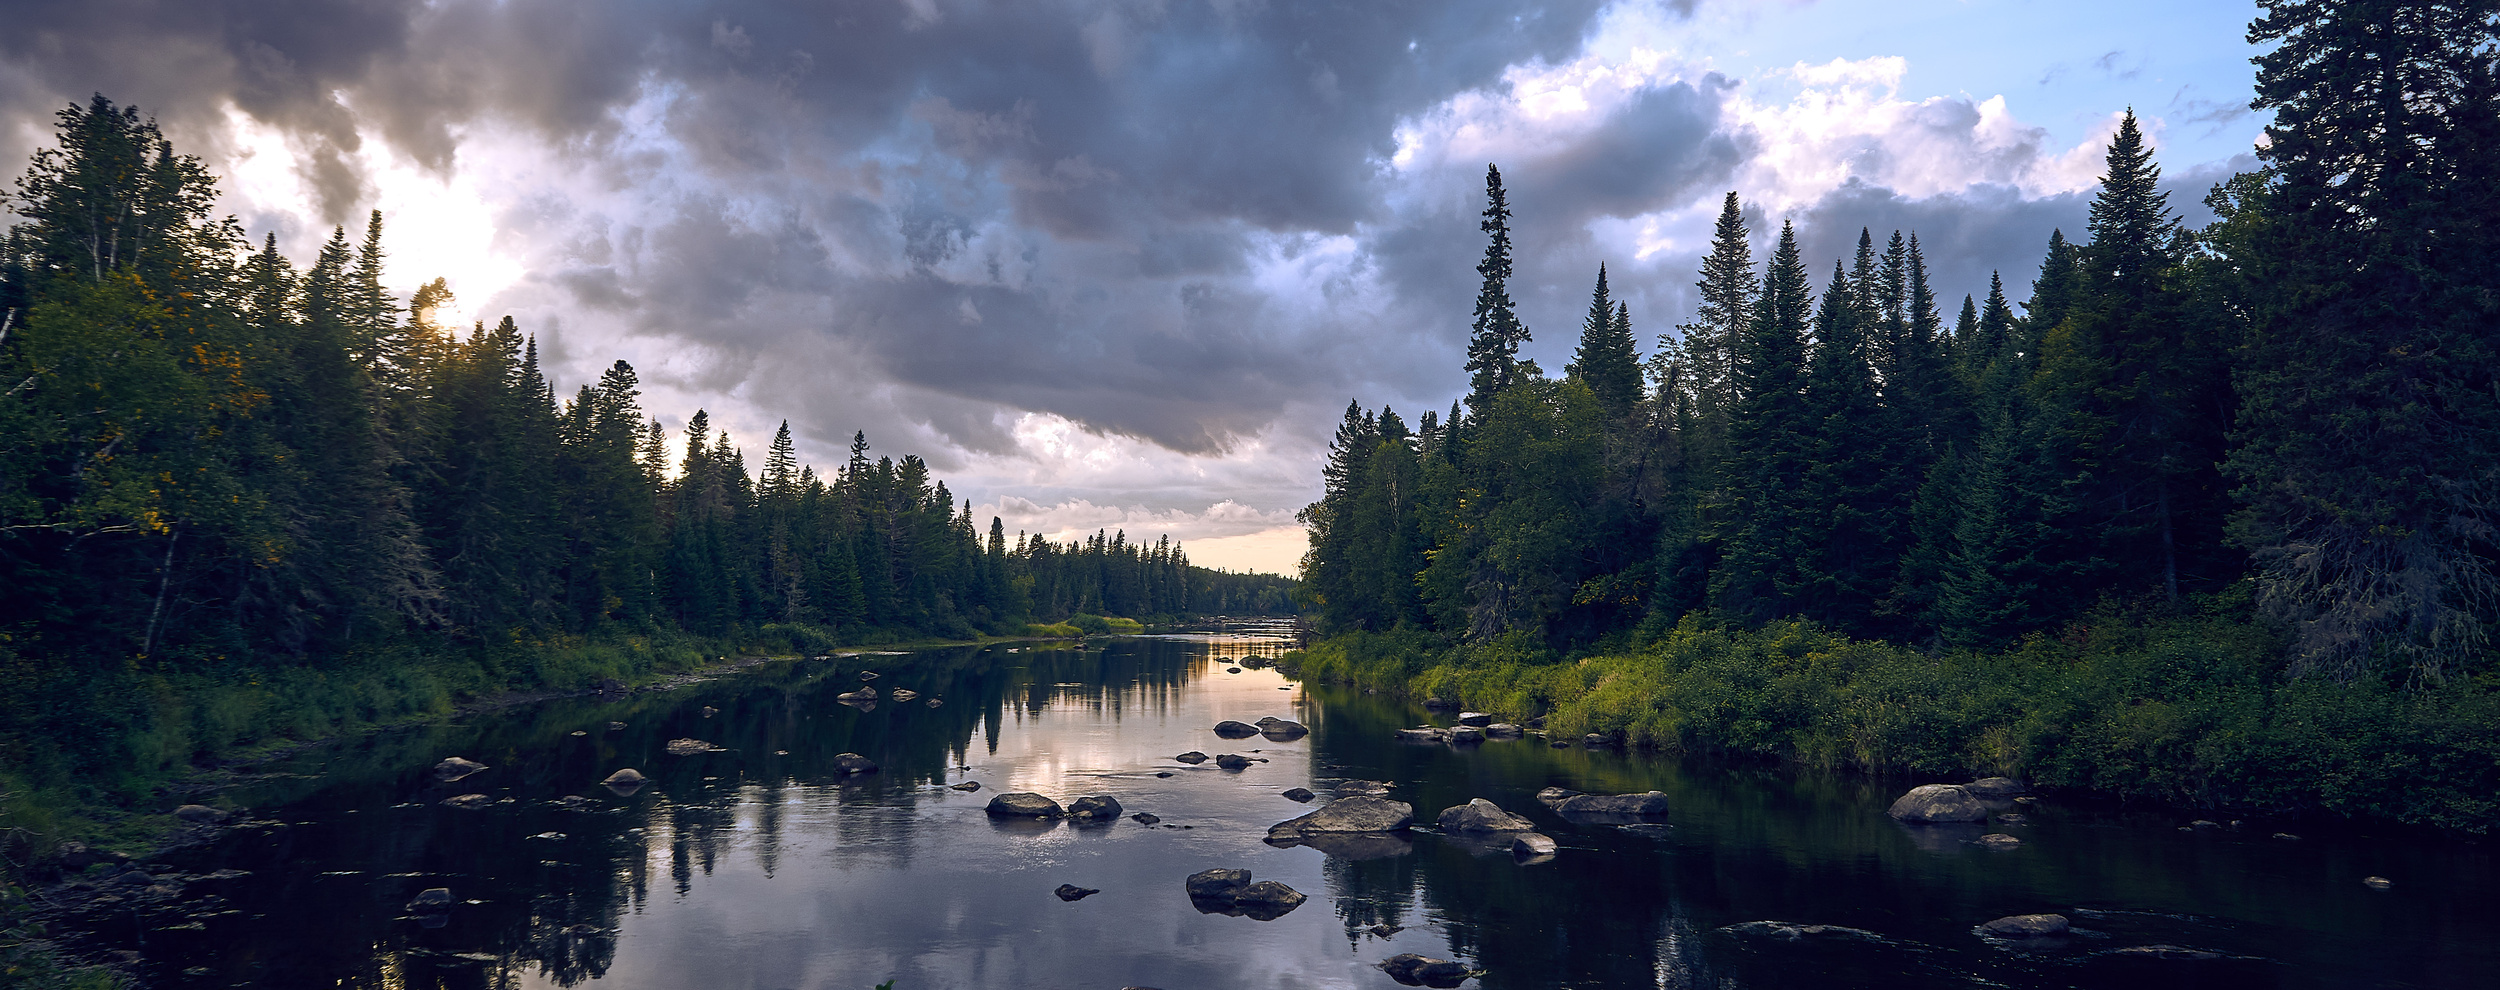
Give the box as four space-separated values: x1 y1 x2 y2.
67 628 2497 989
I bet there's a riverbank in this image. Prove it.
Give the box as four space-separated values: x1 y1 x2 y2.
1278 609 2500 833
0 621 1098 873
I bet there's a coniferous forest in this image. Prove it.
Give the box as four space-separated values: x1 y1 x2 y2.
1294 5 2500 828
0 98 1292 807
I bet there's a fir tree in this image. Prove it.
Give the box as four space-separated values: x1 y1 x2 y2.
1462 165 1529 418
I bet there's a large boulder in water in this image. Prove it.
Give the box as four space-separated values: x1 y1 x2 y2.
1436 798 1535 833
1066 795 1123 820
431 757 489 782
985 792 1063 818
1266 796 1413 844
1212 720 1262 738
1511 833 1558 859
1888 784 1989 823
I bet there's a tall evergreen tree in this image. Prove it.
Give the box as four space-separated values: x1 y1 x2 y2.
1567 264 1641 420
1462 165 1529 420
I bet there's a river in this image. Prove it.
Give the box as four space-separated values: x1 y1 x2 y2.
50 626 2497 989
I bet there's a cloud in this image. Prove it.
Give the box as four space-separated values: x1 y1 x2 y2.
0 0 2262 543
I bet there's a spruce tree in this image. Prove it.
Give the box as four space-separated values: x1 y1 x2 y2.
1567 264 1642 420
1462 165 1528 419
1711 222 1816 622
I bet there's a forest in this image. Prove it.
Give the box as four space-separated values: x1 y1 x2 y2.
0 97 1292 815
1293 4 2500 827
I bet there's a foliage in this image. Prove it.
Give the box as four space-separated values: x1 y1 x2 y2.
1291 605 2500 830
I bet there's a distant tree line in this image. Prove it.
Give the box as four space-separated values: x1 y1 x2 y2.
1303 4 2500 683
0 96 1294 671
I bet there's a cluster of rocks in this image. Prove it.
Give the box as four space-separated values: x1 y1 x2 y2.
983 792 1124 821
1211 717 1307 741
1182 868 1306 921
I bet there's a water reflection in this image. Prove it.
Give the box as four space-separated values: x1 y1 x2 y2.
60 622 2500 990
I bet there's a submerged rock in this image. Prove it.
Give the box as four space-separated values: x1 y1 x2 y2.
1053 884 1100 902
949 781 982 791
665 738 724 756
1066 795 1123 820
1130 812 1161 825
441 794 492 810
431 757 489 782
985 793 1063 818
835 686 877 702
1535 787 1582 809
1394 727 1448 743
1554 791 1671 821
1214 754 1255 770
1174 751 1210 764
1436 798 1535 833
1381 953 1472 987
407 888 454 912
1980 913 2069 937
1888 784 1989 823
1281 788 1315 803
831 753 879 776
1974 833 2022 850
890 688 919 702
1335 779 1395 797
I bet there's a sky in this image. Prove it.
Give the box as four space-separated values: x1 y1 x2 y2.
0 0 2269 574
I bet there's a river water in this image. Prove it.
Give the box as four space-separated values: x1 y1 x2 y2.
60 628 2497 989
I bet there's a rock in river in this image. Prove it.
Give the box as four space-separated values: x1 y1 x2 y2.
835 686 877 702
1484 723 1523 739
831 753 879 776
1184 867 1250 900
949 781 981 791
1381 953 1473 988
1266 796 1414 845
1281 787 1315 802
1974 833 2022 850
407 888 454 912
1174 751 1210 764
1511 833 1558 859
985 792 1064 818
665 738 724 756
1232 880 1307 920
442 793 492 810
1446 726 1486 745
1553 791 1671 821
1456 712 1493 727
1066 795 1123 820
890 688 919 702
1888 784 1989 823
601 768 646 788
431 757 489 782
1053 884 1100 902
1212 720 1262 738
1980 913 2069 937
1182 869 1304 920
1214 753 1256 770
1436 798 1535 833
1255 717 1309 740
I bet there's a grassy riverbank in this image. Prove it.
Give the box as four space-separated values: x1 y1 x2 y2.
0 620 1107 868
1281 607 2500 832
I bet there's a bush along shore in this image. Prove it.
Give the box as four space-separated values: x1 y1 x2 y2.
1280 607 2500 833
